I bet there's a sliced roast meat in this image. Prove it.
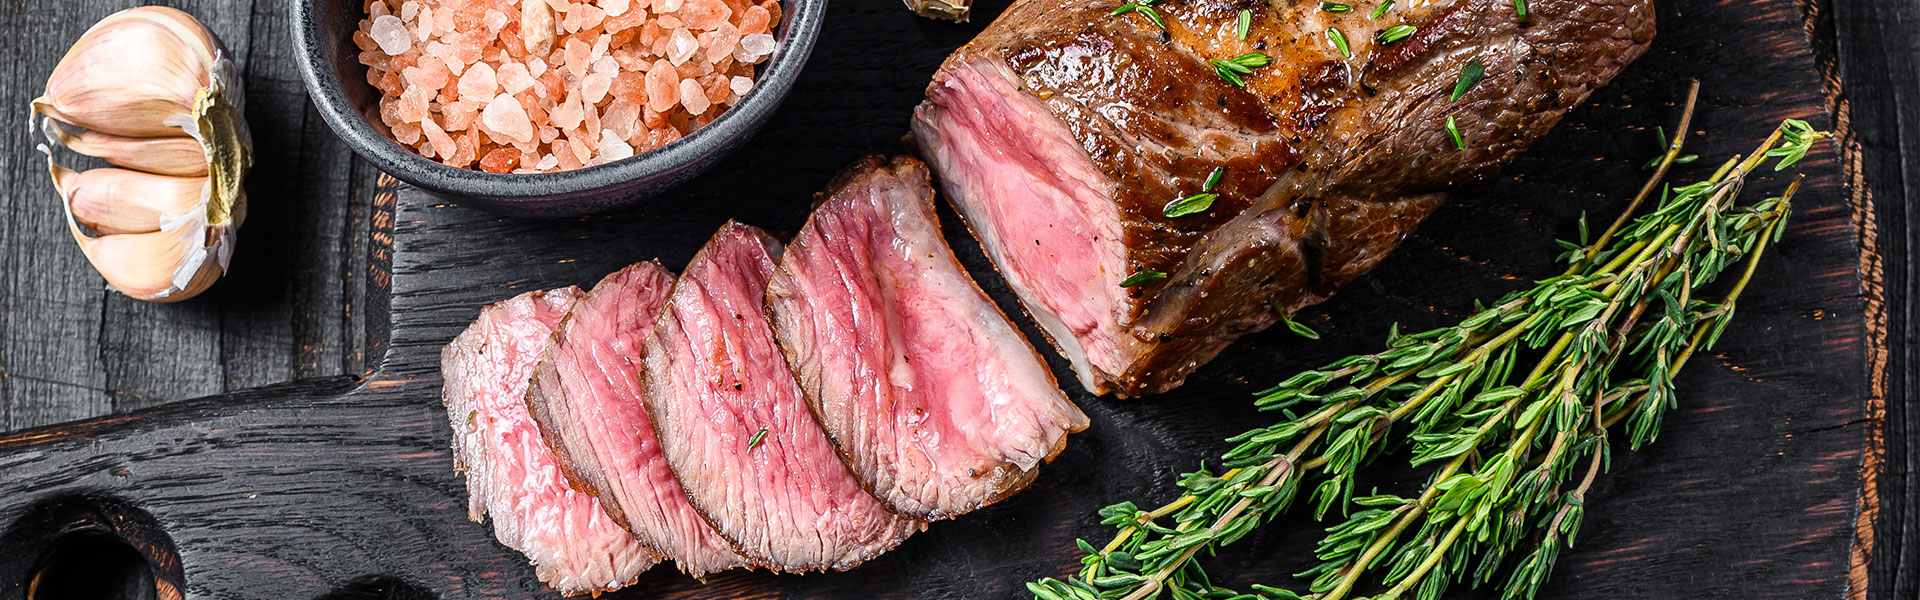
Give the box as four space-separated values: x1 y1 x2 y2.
645 222 924 572
523 262 748 576
441 287 660 594
912 0 1653 396
766 156 1088 520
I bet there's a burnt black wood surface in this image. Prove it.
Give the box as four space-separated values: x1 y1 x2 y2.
0 0 382 429
0 0 1907 599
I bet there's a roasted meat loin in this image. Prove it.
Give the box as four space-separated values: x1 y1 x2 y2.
643 222 926 572
768 156 1087 520
523 262 748 576
441 288 662 595
913 0 1654 396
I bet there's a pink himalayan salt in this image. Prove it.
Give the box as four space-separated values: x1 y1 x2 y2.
728 74 752 96
736 33 773 63
582 71 613 104
666 27 698 65
598 129 634 160
458 60 499 101
644 58 678 112
678 0 730 30
678 78 710 115
421 116 456 158
497 61 534 94
482 93 535 144
551 93 585 130
738 5 769 34
359 0 777 172
564 37 591 77
704 22 739 63
370 15 411 55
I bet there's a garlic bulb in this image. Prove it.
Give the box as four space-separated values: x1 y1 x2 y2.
31 6 250 302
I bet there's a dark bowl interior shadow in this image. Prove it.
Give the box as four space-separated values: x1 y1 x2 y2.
291 0 825 217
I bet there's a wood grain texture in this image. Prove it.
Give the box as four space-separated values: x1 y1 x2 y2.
0 0 1894 598
1817 0 1919 596
0 0 378 429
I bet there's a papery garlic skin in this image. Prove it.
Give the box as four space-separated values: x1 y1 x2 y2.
31 6 250 303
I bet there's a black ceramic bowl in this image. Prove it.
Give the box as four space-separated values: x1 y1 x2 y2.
292 0 824 217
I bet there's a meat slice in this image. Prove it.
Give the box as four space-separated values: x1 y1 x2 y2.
441 288 660 595
766 156 1088 520
645 222 924 572
912 0 1653 396
523 262 748 576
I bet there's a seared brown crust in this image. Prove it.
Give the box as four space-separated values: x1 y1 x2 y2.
931 0 1654 395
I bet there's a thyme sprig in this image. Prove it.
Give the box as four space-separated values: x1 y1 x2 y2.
1031 100 1826 600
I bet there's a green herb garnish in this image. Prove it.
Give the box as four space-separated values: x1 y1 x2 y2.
1119 270 1167 288
1237 8 1252 40
1451 58 1485 102
1327 27 1352 58
1112 0 1166 29
1278 308 1322 340
747 428 768 451
1211 52 1272 88
1370 0 1393 18
1030 93 1825 600
1445 115 1464 149
1377 24 1416 44
1513 0 1528 18
1164 193 1217 218
1203 166 1226 192
1320 2 1351 12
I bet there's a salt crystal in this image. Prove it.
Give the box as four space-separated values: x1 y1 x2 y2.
551 94 585 130
564 37 591 77
435 6 456 38
655 0 682 11
644 58 679 112
497 62 535 94
458 61 499 100
591 34 611 64
421 116 457 159
371 15 412 55
398 88 432 122
603 100 640 139
601 0 629 17
536 153 561 170
400 0 419 21
528 57 548 77
414 5 434 41
735 33 774 63
484 9 509 31
678 78 710 115
705 22 739 63
578 5 607 31
481 93 536 143
666 28 699 65
729 75 753 96
593 56 619 74
370 0 390 18
598 129 635 160
678 0 730 30
392 121 423 144
582 72 613 104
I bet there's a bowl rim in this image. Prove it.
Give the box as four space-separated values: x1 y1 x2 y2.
290 0 825 200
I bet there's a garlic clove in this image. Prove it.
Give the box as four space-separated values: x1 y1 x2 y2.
34 7 219 138
43 120 209 176
68 222 229 303
50 163 208 235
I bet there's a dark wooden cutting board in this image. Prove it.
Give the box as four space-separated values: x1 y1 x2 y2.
0 0 1882 598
